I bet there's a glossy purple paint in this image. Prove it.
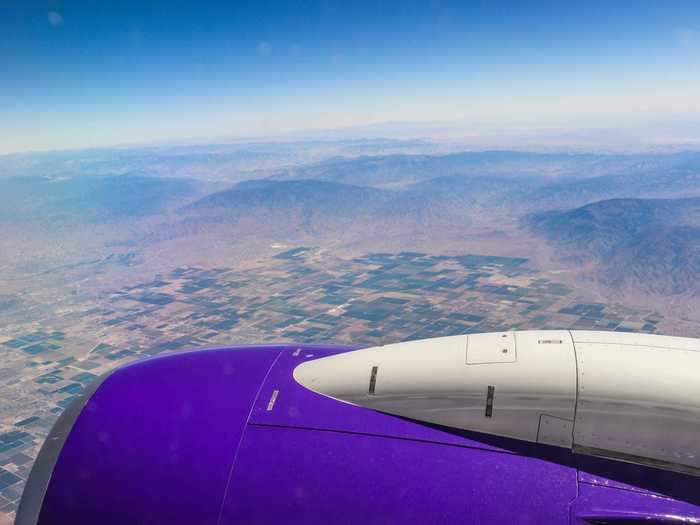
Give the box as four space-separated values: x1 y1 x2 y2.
221 425 575 525
34 345 700 525
39 345 282 525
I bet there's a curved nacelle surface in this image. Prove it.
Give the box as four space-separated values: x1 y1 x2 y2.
295 330 700 475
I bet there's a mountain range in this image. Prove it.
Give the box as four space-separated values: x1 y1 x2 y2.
0 175 196 225
526 198 700 296
3 147 700 297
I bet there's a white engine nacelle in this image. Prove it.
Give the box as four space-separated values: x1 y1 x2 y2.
293 330 700 475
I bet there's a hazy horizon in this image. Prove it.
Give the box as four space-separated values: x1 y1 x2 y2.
4 114 700 158
3 0 700 154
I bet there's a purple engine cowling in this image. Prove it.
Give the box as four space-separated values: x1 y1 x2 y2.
16 345 700 524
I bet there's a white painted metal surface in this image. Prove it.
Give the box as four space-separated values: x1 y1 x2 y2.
293 330 700 475
570 330 700 474
294 331 577 447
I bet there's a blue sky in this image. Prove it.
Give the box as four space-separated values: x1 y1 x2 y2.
2 0 700 153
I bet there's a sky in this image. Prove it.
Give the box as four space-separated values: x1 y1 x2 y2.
2 0 700 154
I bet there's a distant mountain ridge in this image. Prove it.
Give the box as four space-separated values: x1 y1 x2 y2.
0 175 195 224
271 150 700 191
186 179 397 218
181 179 425 237
271 151 587 189
526 169 700 208
183 175 538 227
5 148 700 298
526 197 700 295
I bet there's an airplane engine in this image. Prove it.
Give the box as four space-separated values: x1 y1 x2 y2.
16 332 700 524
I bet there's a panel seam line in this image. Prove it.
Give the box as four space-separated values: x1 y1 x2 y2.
215 350 283 525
